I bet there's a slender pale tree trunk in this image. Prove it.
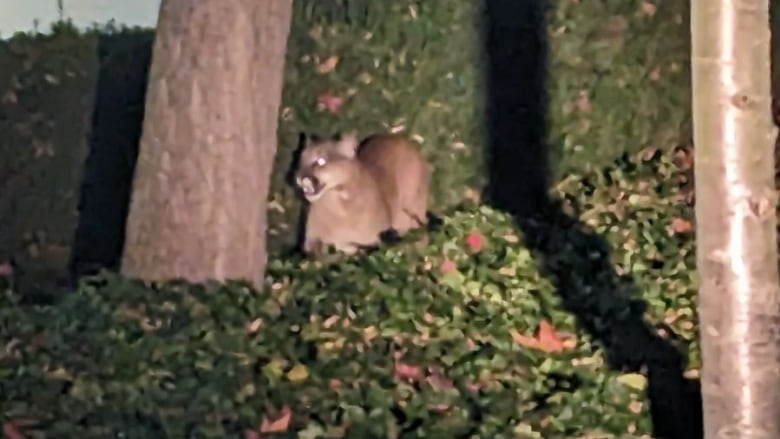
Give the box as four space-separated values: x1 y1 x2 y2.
121 0 293 289
691 0 780 437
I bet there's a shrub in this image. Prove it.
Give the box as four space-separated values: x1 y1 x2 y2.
0 147 698 438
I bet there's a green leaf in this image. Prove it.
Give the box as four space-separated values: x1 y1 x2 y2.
616 373 648 391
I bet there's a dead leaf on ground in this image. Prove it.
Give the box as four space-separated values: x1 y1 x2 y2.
246 318 263 334
463 187 481 203
640 1 657 17
3 422 27 439
260 405 292 433
439 259 457 274
394 359 423 383
0 262 13 276
316 93 343 114
316 55 339 74
323 315 340 329
648 66 661 81
429 403 451 413
537 320 566 352
575 91 591 112
511 320 567 353
668 217 693 234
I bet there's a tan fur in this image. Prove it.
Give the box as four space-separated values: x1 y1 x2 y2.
294 132 429 255
358 133 430 233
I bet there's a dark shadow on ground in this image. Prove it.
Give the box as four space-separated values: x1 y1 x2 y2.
68 31 154 284
479 1 703 438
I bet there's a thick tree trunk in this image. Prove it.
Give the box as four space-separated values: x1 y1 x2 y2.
691 0 780 437
121 0 292 289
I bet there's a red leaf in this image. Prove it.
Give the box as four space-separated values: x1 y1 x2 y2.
394 360 423 382
317 93 343 114
669 217 693 234
3 422 26 439
439 259 457 274
537 320 565 353
0 262 13 277
464 232 484 252
260 406 292 433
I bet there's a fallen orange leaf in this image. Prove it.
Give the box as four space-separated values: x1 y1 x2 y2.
511 320 566 353
669 217 693 234
510 329 541 349
316 55 339 74
537 320 565 353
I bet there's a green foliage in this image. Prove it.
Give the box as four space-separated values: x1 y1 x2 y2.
268 0 692 251
0 1 694 284
545 0 691 175
0 147 698 438
0 21 96 291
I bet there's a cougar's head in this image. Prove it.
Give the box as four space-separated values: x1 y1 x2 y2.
294 132 360 202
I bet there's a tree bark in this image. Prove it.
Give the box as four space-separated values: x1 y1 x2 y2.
691 1 780 437
121 0 293 289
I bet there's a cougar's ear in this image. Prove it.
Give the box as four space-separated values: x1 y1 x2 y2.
335 131 360 158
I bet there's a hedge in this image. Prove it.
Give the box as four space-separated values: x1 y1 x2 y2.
0 146 699 437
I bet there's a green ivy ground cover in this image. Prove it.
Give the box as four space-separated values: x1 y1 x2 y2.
0 147 698 438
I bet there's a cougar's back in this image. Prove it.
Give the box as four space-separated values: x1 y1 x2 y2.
358 133 430 234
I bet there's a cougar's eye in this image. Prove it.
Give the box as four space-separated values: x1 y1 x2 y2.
314 157 326 167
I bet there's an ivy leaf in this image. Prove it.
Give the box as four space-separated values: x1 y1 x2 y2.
616 373 648 391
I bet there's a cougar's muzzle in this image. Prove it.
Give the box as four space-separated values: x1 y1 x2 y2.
295 169 325 201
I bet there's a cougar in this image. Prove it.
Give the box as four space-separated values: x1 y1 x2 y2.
294 131 430 255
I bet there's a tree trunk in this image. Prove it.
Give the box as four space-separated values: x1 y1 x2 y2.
121 0 293 289
691 0 780 437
